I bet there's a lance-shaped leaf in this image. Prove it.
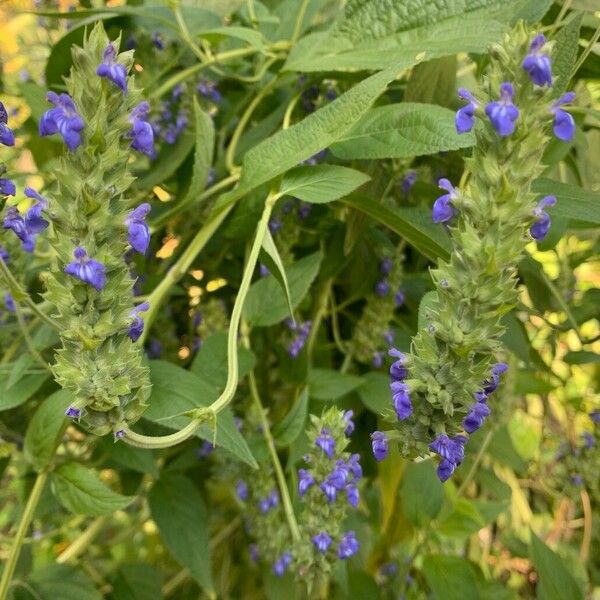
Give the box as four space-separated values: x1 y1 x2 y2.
260 228 295 322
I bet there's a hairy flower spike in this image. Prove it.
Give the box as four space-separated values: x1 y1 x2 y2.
40 92 85 151
97 43 128 92
485 82 519 136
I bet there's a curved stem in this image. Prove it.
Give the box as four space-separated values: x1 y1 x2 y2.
0 257 60 330
0 469 49 600
291 0 310 44
173 5 208 62
124 191 277 449
56 516 108 564
225 78 278 173
242 324 301 543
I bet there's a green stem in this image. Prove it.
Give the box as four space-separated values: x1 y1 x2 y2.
0 257 60 330
173 5 208 62
123 191 277 449
0 469 49 600
242 326 301 543
305 278 332 366
455 429 494 498
13 301 51 373
291 0 310 44
56 516 109 564
573 23 600 76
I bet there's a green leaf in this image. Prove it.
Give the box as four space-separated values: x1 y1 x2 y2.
331 103 474 159
279 165 371 203
16 564 102 600
308 369 364 400
261 229 295 320
179 99 215 206
563 350 600 365
24 390 71 472
357 372 390 413
235 68 398 195
109 563 163 600
342 197 450 262
404 56 457 107
418 290 438 331
529 533 583 600
148 474 213 593
146 360 258 468
190 331 256 388
401 460 444 526
202 26 269 52
0 371 49 411
99 439 159 477
273 388 309 446
52 462 133 516
532 179 600 226
244 251 322 327
551 13 583 97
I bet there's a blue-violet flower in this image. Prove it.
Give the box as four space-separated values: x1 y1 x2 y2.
40 92 85 151
485 82 519 137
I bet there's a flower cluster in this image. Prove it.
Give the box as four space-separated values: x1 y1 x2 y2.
35 24 154 436
353 249 405 367
285 318 311 358
377 24 572 480
151 84 189 146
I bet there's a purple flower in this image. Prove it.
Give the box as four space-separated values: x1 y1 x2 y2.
482 362 508 395
64 247 106 291
391 381 412 420
259 263 270 277
320 478 338 502
4 293 15 313
383 330 394 345
371 431 388 461
0 246 9 263
530 195 556 241
268 489 279 508
343 410 355 436
128 301 149 342
24 187 49 234
287 320 311 358
395 289 405 307
298 468 315 497
273 551 292 576
522 34 552 87
432 178 457 223
0 102 15 146
3 207 31 249
312 531 332 554
437 459 457 482
151 32 165 50
315 428 335 458
196 440 214 458
571 474 584 486
249 543 260 562
96 43 127 93
146 338 162 359
126 203 151 254
236 480 249 501
456 88 478 134
40 92 85 151
474 390 487 402
338 531 359 559
0 179 16 196
114 430 125 440
401 170 417 195
485 83 519 137
197 79 222 103
65 406 81 418
591 410 600 424
582 432 594 450
348 454 362 479
346 484 359 507
389 347 407 381
463 401 491 433
429 434 466 463
550 92 576 141
373 352 383 368
330 461 350 489
375 279 390 296
128 102 155 158
380 257 393 275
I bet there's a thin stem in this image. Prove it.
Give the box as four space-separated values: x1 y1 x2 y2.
0 257 60 330
13 301 51 373
282 94 300 129
247 0 259 29
225 78 278 173
173 5 208 62
0 469 49 600
291 0 310 44
242 325 301 543
305 278 332 366
550 0 573 35
124 191 277 449
56 516 108 564
580 489 592 562
572 24 600 76
455 429 494 497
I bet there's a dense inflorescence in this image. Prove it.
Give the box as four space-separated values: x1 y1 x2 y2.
35 24 155 436
376 24 574 480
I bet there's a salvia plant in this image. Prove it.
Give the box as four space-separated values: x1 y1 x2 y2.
0 1 599 599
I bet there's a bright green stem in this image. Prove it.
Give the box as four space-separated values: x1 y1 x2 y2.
0 469 49 600
243 326 301 542
123 191 277 449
